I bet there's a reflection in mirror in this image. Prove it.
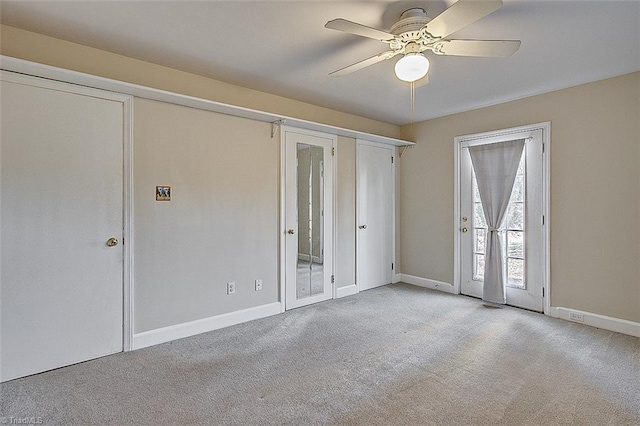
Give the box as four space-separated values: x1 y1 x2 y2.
296 143 324 299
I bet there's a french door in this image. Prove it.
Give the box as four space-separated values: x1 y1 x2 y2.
284 128 334 309
459 126 546 312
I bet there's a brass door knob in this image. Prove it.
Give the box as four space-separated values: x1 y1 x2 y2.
106 237 119 247
359 225 367 229
462 216 468 222
287 229 295 235
461 227 468 233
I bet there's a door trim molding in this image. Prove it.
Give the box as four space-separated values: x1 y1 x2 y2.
454 122 551 314
1 70 135 352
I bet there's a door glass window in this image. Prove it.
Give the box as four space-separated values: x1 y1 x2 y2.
472 152 526 288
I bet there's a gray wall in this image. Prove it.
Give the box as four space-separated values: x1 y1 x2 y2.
133 98 279 333
133 99 362 333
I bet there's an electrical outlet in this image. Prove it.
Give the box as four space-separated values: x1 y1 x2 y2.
227 282 236 295
255 279 263 291
568 312 584 322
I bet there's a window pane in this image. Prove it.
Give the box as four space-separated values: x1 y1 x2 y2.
507 202 524 230
475 203 487 228
474 181 481 202
507 231 524 258
474 254 485 281
507 258 525 288
511 174 524 202
475 228 486 254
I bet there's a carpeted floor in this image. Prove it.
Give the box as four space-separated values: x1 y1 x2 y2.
1 283 638 425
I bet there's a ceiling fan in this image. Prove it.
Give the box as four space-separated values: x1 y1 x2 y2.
326 0 521 82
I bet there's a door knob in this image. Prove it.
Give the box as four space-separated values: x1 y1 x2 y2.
359 225 367 229
106 237 119 247
462 216 468 222
287 229 295 235
461 227 468 233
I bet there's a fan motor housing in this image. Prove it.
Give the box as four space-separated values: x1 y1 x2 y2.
390 8 431 38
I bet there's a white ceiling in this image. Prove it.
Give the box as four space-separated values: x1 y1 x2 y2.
1 1 639 125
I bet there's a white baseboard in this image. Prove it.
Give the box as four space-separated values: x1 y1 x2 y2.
336 284 358 298
548 307 639 337
400 274 457 294
132 302 282 350
392 273 402 284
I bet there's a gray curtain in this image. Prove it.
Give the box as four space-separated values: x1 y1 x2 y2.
469 139 525 304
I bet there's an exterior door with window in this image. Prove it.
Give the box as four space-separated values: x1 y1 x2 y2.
460 128 545 311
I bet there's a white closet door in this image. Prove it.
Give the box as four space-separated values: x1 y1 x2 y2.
357 141 394 291
1 74 125 382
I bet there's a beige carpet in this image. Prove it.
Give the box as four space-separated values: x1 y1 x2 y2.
1 283 638 425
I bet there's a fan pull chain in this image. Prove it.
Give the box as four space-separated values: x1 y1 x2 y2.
410 81 415 141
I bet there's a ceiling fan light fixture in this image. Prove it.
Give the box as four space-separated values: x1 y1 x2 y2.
394 53 430 82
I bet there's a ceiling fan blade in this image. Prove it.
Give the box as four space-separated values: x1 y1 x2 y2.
325 18 395 42
330 51 398 77
424 0 503 39
434 39 521 57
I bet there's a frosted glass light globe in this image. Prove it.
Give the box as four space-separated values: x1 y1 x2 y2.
394 53 430 82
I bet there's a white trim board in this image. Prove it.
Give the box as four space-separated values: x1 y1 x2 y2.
133 302 282 350
549 307 640 338
399 275 639 338
400 274 457 294
0 55 413 147
336 284 358 299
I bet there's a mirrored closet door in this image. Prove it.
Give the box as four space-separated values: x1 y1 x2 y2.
284 129 334 309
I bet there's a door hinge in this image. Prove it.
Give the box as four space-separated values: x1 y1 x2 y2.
332 147 335 156
542 215 545 225
542 143 545 154
392 262 394 270
391 156 394 164
331 275 335 284
542 287 545 297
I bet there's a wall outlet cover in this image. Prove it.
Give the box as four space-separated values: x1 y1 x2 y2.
569 312 584 322
227 282 236 295
255 279 263 291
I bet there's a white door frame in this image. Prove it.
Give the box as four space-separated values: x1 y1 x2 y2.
454 122 551 314
279 125 337 311
0 70 135 351
356 139 396 292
